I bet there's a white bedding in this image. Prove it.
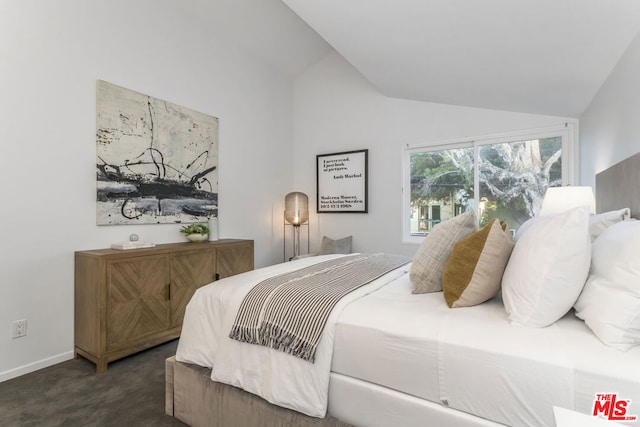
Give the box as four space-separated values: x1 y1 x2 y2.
177 254 640 426
333 267 640 427
175 254 410 418
332 271 445 403
327 373 501 427
333 272 573 426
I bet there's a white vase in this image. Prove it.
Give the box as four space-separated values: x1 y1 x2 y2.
208 217 219 241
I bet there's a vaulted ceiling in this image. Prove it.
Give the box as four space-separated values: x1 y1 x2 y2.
192 0 640 118
187 0 333 77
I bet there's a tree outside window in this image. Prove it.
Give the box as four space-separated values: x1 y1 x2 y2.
406 129 569 240
478 138 561 229
409 147 473 235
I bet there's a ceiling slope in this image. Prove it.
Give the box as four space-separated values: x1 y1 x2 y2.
187 0 334 77
283 0 640 117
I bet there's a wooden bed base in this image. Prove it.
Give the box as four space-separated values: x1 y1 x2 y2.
165 356 352 427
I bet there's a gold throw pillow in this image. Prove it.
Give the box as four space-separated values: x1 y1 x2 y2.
443 219 514 308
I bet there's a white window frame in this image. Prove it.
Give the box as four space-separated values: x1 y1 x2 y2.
401 123 577 244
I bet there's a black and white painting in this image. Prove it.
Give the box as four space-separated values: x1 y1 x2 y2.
96 80 218 225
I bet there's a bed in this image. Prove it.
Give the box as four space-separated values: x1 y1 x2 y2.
165 154 640 427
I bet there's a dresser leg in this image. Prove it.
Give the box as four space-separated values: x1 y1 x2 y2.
96 358 108 374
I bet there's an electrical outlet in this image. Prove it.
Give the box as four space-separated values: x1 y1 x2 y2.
12 319 27 339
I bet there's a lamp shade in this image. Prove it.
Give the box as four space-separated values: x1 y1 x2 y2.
540 186 595 217
284 192 309 226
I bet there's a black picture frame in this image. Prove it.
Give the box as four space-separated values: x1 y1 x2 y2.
316 149 368 213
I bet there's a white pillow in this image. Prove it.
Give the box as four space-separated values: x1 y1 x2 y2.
501 207 591 327
574 220 640 350
588 208 630 242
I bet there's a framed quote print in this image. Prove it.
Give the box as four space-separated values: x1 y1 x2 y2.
316 149 368 213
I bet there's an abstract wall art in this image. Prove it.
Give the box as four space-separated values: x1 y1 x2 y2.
96 80 218 225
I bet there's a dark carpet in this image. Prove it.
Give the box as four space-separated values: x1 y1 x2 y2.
0 340 185 427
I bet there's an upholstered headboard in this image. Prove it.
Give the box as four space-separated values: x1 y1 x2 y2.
595 152 640 219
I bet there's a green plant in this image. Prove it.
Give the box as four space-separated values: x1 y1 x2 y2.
179 223 210 235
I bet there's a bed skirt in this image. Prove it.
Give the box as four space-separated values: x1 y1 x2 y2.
165 356 352 427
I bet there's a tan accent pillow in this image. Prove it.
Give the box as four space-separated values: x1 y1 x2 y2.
443 219 514 308
410 211 478 294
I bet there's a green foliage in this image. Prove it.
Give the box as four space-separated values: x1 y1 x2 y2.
477 138 562 225
410 148 474 208
180 223 210 235
410 137 562 228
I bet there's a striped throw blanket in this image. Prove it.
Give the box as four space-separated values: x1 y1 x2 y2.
229 253 411 362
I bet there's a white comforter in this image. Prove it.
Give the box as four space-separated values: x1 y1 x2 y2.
175 254 410 417
176 253 640 426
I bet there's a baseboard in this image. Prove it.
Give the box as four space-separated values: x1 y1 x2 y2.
0 350 75 383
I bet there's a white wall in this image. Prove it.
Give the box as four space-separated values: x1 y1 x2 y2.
580 33 640 188
0 0 293 380
292 53 574 257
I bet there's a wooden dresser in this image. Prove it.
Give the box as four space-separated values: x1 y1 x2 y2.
74 239 254 373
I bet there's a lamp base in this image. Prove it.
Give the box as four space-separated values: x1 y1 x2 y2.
292 225 300 258
284 222 309 262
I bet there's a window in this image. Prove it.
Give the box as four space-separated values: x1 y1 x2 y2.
402 125 576 243
407 145 474 235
